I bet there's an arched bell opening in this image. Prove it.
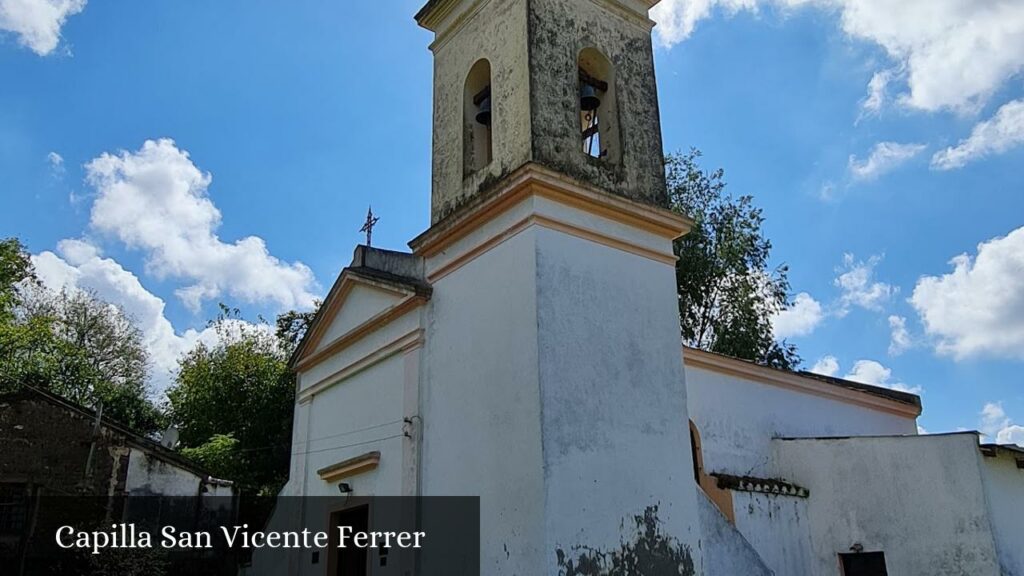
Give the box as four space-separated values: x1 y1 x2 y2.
577 48 620 163
464 59 493 177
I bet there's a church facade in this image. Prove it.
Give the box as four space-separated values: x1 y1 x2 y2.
260 1 1024 575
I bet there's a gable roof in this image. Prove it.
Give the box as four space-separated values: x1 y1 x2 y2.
289 246 431 369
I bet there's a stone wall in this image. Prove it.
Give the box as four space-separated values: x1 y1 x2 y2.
0 394 122 495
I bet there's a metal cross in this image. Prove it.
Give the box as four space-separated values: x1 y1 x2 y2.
360 206 380 247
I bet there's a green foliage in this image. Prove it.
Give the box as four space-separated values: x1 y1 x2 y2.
666 150 800 369
179 433 243 482
167 313 295 495
0 237 34 321
275 300 320 354
85 545 169 576
0 237 163 433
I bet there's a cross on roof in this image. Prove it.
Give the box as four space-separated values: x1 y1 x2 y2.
360 206 380 247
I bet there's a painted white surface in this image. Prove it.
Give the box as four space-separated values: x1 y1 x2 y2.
301 356 406 498
697 488 773 576
534 224 703 569
980 452 1024 575
686 364 917 478
125 448 204 496
773 434 1002 576
421 226 547 575
299 308 421 394
315 283 402 352
732 491 812 576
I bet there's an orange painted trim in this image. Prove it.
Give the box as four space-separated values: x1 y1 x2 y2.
317 451 380 483
533 214 678 266
410 163 691 259
295 296 427 372
691 420 735 524
683 348 922 418
428 215 535 283
300 329 425 401
296 272 415 366
426 213 677 284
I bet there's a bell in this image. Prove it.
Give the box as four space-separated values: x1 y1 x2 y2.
475 96 492 126
580 83 601 111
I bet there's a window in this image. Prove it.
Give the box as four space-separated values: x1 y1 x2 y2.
0 484 28 534
840 551 889 576
578 48 619 162
464 59 493 176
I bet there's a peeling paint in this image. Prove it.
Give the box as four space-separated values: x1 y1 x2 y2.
555 506 696 576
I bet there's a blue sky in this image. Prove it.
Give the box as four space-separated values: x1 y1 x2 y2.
1 0 1022 443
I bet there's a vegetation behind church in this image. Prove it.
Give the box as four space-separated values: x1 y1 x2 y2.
167 307 301 496
666 150 801 369
1 151 799 493
0 238 163 433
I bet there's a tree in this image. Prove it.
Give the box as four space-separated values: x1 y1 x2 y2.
0 238 33 321
167 311 294 495
274 301 320 355
0 237 163 433
666 150 800 369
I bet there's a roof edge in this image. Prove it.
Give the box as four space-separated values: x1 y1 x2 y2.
0 385 227 483
683 347 922 415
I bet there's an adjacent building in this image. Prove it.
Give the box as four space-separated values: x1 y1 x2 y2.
0 386 236 575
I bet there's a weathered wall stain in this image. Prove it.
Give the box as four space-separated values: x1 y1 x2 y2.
555 506 696 576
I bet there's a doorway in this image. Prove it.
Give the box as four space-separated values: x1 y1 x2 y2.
330 505 369 576
840 551 888 576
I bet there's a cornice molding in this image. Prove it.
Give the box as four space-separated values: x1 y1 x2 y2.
684 348 922 419
410 162 692 258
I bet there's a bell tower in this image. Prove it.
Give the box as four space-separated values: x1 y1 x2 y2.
414 1 704 574
417 0 669 223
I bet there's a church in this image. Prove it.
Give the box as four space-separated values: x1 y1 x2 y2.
258 1 1024 575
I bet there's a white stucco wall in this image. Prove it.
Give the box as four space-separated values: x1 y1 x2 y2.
534 224 703 571
686 364 917 478
316 284 401 350
773 434 1002 576
980 451 1024 575
421 225 547 575
697 489 773 576
300 356 406 498
732 491 813 576
125 448 205 497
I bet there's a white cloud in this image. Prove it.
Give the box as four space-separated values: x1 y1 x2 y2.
910 227 1024 360
1000 426 1024 446
772 292 824 339
810 356 921 394
980 402 1024 447
860 69 895 117
810 355 839 377
981 402 1007 434
931 99 1024 170
887 315 912 356
0 0 86 55
848 141 926 181
31 240 226 392
46 151 63 169
650 0 759 47
834 253 893 315
650 0 1024 114
844 359 921 394
84 139 318 313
